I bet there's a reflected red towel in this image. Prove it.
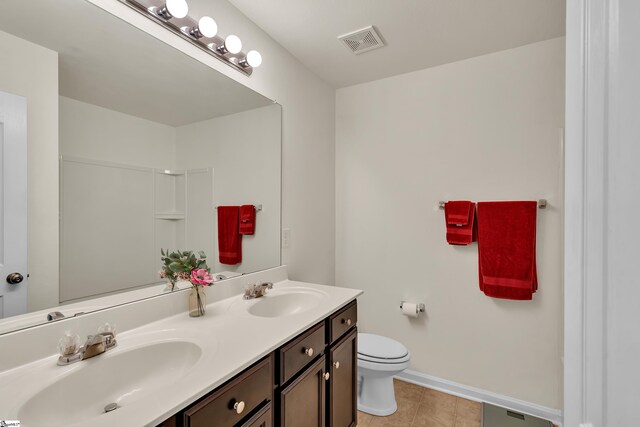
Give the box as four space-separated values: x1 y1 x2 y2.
239 205 256 235
477 201 537 300
444 201 477 245
217 206 242 265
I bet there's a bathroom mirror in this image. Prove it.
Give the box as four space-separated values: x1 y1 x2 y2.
0 0 281 334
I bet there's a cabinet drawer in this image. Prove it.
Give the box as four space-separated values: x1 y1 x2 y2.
280 322 325 384
240 403 272 427
329 301 357 344
184 356 272 427
156 415 177 427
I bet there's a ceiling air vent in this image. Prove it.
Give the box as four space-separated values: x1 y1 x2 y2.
338 26 385 55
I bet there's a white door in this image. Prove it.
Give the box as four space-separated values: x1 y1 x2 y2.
0 91 28 319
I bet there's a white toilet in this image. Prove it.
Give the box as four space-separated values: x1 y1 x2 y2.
357 333 411 416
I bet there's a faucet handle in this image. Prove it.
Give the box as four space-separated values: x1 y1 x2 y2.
243 283 258 299
57 331 81 357
97 322 116 337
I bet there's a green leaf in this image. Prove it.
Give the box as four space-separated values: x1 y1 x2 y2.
168 262 185 272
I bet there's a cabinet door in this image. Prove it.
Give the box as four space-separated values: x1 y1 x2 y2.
328 328 357 427
279 356 327 427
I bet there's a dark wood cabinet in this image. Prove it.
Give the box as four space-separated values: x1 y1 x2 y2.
327 329 357 427
279 356 327 427
157 300 358 427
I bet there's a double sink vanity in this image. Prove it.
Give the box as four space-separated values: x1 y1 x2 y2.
0 268 362 427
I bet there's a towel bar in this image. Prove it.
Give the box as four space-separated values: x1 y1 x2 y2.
438 200 547 209
216 204 262 212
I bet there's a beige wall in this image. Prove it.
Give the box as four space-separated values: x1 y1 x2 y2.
59 96 176 169
176 105 281 275
336 38 565 409
0 30 59 312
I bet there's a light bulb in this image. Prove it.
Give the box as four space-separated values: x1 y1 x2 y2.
188 16 217 39
224 35 242 54
245 50 262 68
198 16 217 38
239 50 262 68
165 0 188 19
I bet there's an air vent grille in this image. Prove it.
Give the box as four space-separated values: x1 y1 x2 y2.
338 26 385 55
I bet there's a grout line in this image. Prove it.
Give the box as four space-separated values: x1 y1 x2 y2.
452 397 459 427
409 401 419 426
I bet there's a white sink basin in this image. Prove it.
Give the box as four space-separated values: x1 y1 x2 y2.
18 340 202 427
247 288 327 318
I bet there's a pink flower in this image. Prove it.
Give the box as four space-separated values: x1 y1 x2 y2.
190 268 214 286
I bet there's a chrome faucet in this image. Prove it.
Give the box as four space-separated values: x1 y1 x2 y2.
243 282 274 299
57 331 117 365
47 311 65 321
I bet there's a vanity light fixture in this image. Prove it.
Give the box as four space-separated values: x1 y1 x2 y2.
152 0 188 20
120 0 261 76
185 16 217 39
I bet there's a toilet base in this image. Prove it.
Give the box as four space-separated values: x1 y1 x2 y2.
357 374 398 416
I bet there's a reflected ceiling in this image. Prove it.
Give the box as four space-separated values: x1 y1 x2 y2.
0 0 272 126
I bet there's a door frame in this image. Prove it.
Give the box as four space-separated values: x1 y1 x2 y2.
564 0 617 425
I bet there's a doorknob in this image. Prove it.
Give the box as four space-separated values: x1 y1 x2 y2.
6 272 23 285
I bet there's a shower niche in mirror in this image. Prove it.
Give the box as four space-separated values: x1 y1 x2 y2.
0 0 281 333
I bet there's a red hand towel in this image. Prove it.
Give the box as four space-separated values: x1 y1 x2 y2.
477 201 538 300
217 206 242 265
444 201 477 245
239 205 256 235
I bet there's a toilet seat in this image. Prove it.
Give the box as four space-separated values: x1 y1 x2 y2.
358 353 411 364
357 333 410 364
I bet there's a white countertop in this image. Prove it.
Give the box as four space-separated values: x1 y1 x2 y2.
0 280 362 426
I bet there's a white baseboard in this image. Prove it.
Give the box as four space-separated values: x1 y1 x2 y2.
395 369 563 426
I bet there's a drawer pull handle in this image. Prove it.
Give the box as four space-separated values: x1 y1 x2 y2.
324 372 330 381
232 400 245 414
333 361 340 369
304 347 314 357
342 318 352 326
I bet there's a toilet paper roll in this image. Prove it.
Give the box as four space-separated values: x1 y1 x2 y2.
401 302 420 318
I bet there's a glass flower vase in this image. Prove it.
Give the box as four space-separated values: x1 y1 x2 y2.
189 286 206 317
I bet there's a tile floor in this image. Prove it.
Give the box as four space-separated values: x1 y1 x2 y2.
357 379 481 427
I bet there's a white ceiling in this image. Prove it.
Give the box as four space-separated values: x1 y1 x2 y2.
0 0 272 126
228 0 566 88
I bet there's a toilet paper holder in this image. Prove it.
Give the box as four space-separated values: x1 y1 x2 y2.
399 301 426 313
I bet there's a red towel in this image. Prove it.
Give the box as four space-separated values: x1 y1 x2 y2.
217 206 242 265
239 205 256 235
477 201 538 300
444 201 477 245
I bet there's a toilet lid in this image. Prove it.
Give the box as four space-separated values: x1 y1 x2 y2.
358 333 409 360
